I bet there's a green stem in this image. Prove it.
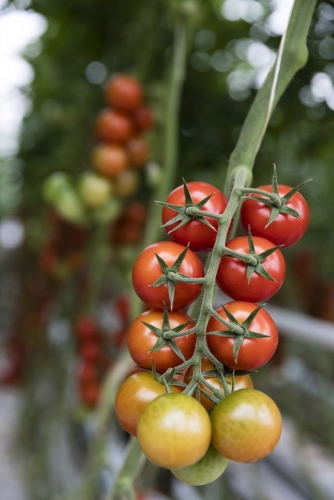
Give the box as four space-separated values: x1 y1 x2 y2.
224 0 317 193
106 437 145 500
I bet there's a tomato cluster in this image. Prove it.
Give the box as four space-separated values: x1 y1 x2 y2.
115 176 309 484
93 74 153 191
43 74 154 226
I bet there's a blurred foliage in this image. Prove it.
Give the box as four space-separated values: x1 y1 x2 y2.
5 0 333 282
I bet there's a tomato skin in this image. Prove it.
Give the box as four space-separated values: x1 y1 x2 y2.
240 184 310 247
105 74 143 112
92 143 129 178
79 341 101 363
162 182 229 252
127 309 196 372
216 236 286 303
127 136 150 166
171 445 228 485
132 241 204 310
79 381 101 408
137 393 211 469
95 109 133 143
115 372 181 436
133 106 154 132
184 358 253 410
207 301 278 371
211 388 282 462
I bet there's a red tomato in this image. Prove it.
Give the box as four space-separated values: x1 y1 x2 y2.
92 143 129 178
133 106 154 132
127 136 150 167
132 241 204 310
240 184 310 247
80 341 101 363
162 182 229 252
210 388 282 462
95 109 133 143
115 372 181 436
79 381 101 408
184 358 253 410
104 74 143 112
75 317 98 341
216 236 286 302
207 301 278 371
77 362 100 383
127 309 196 372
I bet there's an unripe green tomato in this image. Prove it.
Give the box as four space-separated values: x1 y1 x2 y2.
43 172 71 203
54 189 86 224
78 172 113 207
92 198 121 223
171 445 228 485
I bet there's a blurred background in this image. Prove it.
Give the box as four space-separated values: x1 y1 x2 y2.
0 0 334 499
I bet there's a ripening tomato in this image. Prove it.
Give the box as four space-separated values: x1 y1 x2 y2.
104 74 143 112
132 241 204 310
162 182 229 252
211 389 282 462
127 309 196 372
216 236 286 303
184 358 253 410
240 184 310 247
113 170 139 197
92 143 129 178
207 301 278 371
78 172 113 207
137 393 211 469
127 136 150 167
171 445 228 485
133 106 154 132
115 372 181 436
95 109 133 143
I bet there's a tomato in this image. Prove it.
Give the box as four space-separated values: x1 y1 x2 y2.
240 184 310 247
77 362 100 383
127 136 150 167
127 309 196 372
92 143 129 178
113 170 139 197
184 358 253 410
79 381 101 408
122 201 147 225
80 341 101 363
137 393 211 469
207 301 278 371
210 388 282 462
75 317 98 341
115 372 181 436
161 181 229 252
104 74 143 112
171 445 228 485
95 109 133 143
78 172 112 207
216 236 286 303
133 106 154 132
132 241 204 310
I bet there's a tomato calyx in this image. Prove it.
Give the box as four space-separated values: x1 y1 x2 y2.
141 303 195 363
240 165 311 227
223 227 281 283
157 179 218 234
150 244 204 309
209 304 269 363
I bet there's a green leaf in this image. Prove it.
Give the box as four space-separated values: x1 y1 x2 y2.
141 321 163 337
155 253 170 274
168 340 187 362
167 280 176 311
233 336 244 363
149 337 166 353
242 304 264 329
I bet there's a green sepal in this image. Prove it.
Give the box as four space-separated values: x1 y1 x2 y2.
233 336 244 363
241 304 264 328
